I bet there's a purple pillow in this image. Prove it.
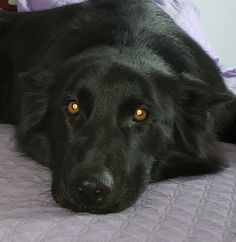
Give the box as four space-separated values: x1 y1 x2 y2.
16 0 219 62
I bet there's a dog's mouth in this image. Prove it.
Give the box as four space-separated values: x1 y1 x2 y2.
54 196 121 214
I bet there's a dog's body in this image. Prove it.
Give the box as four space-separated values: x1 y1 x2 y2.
0 0 235 213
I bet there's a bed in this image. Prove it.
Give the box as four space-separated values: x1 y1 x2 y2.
0 0 236 241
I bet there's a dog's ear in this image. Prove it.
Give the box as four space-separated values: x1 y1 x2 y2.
17 67 53 136
178 73 233 111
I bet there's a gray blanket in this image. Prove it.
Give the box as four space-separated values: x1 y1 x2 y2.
0 123 236 242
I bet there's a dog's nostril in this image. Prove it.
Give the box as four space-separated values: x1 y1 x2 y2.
96 197 103 202
77 186 84 193
71 179 110 204
95 189 101 194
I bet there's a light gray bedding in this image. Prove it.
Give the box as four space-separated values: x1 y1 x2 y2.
0 122 236 241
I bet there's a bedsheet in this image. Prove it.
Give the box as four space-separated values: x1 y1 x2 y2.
0 79 236 242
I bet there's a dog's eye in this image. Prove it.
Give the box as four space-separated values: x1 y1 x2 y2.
133 108 148 122
67 101 80 115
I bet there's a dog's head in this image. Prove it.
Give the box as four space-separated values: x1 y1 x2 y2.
17 47 229 213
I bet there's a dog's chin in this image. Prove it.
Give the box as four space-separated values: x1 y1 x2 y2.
59 200 127 214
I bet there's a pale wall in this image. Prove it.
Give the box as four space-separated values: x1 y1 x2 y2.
192 0 236 67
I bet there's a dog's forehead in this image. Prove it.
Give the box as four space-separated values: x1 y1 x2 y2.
60 46 174 103
66 61 150 102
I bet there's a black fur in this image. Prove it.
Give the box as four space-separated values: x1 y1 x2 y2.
0 0 235 214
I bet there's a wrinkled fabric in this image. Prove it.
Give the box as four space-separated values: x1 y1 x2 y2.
223 68 236 78
16 0 219 62
16 0 85 12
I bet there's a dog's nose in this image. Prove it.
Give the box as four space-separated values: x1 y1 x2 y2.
70 170 114 205
76 180 109 203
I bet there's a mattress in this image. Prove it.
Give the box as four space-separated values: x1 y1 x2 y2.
0 79 236 242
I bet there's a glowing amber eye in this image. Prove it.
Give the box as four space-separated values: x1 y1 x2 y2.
133 108 148 122
67 101 79 115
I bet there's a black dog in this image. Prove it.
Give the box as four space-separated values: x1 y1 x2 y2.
0 0 235 214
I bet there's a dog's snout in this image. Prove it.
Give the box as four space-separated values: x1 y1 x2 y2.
69 170 114 205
